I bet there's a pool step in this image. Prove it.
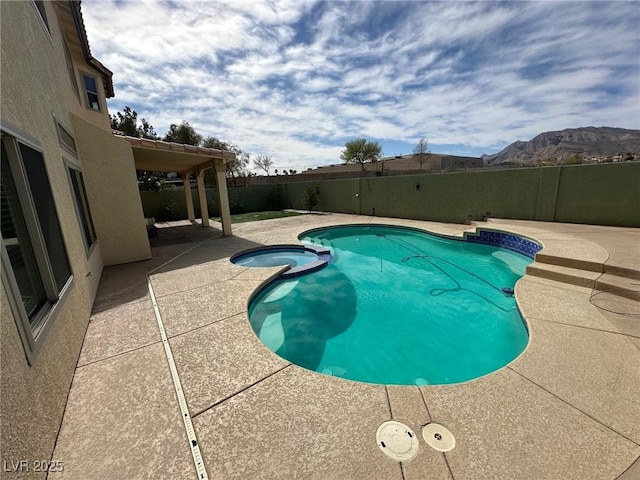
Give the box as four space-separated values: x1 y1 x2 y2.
526 262 601 289
526 257 640 301
604 263 640 281
533 252 603 274
595 274 640 301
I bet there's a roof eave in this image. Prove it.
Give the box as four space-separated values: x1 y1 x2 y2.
70 1 114 98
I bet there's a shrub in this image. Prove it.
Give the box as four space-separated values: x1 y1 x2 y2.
302 186 320 212
230 199 245 214
157 200 179 221
267 185 286 210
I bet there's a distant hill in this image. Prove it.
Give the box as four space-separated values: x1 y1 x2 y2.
483 127 640 165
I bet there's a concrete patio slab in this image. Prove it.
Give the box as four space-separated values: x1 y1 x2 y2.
193 366 402 480
420 368 639 480
619 456 640 480
150 244 249 273
515 277 621 333
528 236 607 264
169 314 289 415
91 243 194 313
150 221 223 246
78 300 160 367
157 279 263 337
371 217 472 237
592 295 640 338
510 318 640 443
386 386 452 480
150 260 245 298
49 344 192 480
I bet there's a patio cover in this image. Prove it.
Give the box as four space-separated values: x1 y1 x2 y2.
120 134 236 236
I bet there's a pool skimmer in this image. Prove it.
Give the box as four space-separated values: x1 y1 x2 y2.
376 421 419 462
422 423 456 452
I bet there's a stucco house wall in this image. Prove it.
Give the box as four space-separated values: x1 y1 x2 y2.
71 114 151 265
0 1 149 474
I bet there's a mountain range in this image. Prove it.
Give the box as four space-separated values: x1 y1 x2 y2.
482 127 640 165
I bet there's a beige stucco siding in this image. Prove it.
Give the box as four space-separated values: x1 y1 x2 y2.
1 1 110 473
1 281 91 480
65 44 112 131
71 114 152 266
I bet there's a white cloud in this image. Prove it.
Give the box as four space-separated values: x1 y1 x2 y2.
81 0 640 168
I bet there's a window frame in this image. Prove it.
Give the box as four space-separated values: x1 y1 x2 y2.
1 124 74 364
63 40 80 100
30 0 52 43
80 71 102 112
55 119 78 158
65 160 98 255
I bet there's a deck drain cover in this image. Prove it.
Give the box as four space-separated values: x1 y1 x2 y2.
422 423 455 452
376 421 419 462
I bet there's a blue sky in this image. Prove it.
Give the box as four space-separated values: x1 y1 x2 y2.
82 0 640 172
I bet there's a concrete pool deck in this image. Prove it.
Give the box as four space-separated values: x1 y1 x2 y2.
49 214 640 479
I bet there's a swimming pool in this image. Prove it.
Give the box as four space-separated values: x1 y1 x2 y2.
232 246 319 268
231 245 332 278
247 225 539 385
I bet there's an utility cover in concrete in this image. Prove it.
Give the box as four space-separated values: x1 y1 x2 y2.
422 423 456 452
376 421 419 462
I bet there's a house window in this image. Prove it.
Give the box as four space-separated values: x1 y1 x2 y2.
56 121 77 156
32 1 49 33
67 166 97 251
64 42 80 99
82 73 101 111
1 132 73 362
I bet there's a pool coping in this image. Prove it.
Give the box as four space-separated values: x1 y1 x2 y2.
230 243 332 279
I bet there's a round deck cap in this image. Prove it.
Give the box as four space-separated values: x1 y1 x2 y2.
376 421 419 462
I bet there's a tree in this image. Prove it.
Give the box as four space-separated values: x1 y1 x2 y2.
163 121 202 145
340 138 381 169
202 136 251 187
138 119 158 140
254 155 274 176
564 154 583 165
110 106 158 139
413 137 431 170
111 107 163 191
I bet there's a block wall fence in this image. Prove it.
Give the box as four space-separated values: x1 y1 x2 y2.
140 162 640 227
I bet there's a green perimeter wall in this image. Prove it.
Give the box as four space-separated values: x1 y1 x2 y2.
140 162 640 227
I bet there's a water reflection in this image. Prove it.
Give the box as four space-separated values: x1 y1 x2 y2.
249 265 357 371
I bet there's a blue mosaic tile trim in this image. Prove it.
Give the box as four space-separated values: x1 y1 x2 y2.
466 230 541 259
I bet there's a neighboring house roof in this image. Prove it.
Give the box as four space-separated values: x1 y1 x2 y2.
68 1 114 97
118 134 237 173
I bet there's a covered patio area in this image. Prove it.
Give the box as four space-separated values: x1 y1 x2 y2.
122 135 237 236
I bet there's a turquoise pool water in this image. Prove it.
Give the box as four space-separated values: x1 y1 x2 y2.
232 248 319 268
248 225 532 385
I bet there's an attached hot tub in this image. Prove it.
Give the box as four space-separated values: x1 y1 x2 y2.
230 244 332 278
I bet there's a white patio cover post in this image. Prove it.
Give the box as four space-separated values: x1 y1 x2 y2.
182 172 195 222
215 161 232 236
196 168 209 227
